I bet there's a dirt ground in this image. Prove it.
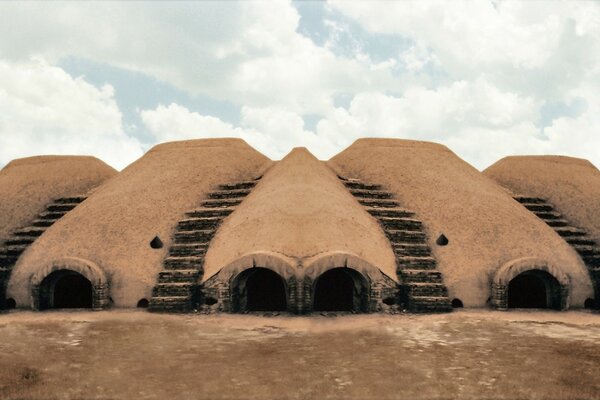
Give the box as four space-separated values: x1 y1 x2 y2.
0 310 599 400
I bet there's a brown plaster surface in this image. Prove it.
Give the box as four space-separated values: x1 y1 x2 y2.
328 138 593 307
0 155 116 244
8 139 272 307
484 155 600 244
203 147 397 282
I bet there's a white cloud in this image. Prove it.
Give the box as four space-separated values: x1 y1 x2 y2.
0 58 143 169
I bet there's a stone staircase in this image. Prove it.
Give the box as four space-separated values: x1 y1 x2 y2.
515 195 600 309
341 178 452 313
148 179 260 313
0 196 87 309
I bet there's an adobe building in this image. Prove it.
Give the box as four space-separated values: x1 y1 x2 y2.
0 139 598 314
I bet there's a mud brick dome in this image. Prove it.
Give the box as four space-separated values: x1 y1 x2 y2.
1 138 598 313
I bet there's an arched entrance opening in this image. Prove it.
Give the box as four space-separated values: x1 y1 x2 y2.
313 268 368 312
39 269 93 310
507 270 561 309
231 267 287 312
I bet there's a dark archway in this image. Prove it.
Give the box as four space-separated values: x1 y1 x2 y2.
39 270 93 310
232 268 287 312
507 270 561 309
313 268 367 312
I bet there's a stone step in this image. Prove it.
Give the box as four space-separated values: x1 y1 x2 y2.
349 189 394 199
396 256 437 270
37 211 67 220
149 296 192 313
0 254 18 267
522 203 554 212
582 255 600 267
152 283 195 297
0 245 28 257
185 208 234 218
177 217 222 231
535 211 562 220
407 296 452 313
386 230 428 244
200 198 243 208
31 218 59 227
207 189 251 199
173 230 215 244
545 219 570 227
378 217 422 231
158 269 200 284
13 227 46 238
393 244 432 257
566 237 596 247
46 203 78 212
0 267 10 279
168 244 209 257
358 199 400 208
54 196 87 204
406 283 448 297
343 181 382 191
399 269 443 283
366 207 415 218
554 226 587 237
164 256 204 270
4 237 35 246
572 245 600 257
218 181 257 191
514 196 546 204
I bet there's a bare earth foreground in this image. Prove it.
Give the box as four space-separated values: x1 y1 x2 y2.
1 310 599 400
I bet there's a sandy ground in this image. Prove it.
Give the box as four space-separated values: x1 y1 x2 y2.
0 310 599 400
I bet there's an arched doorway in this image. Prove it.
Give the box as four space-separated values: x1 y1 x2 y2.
507 270 561 309
39 270 93 310
231 268 287 312
313 268 368 312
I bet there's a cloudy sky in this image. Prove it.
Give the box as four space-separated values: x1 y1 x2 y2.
0 1 599 170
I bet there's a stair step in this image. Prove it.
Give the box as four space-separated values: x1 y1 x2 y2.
535 211 562 220
399 269 443 283
0 254 18 267
173 230 215 244
207 189 251 199
406 283 448 297
54 196 87 204
572 245 600 257
152 283 195 297
582 255 600 267
13 227 46 238
46 203 78 212
514 196 546 204
566 237 596 246
158 269 200 283
0 267 10 279
177 217 222 231
343 181 382 191
186 208 234 218
218 181 257 191
378 217 423 231
407 296 452 313
554 226 587 237
545 219 569 227
31 218 59 227
396 256 437 270
349 189 393 199
168 244 209 257
393 244 432 257
386 230 428 244
358 199 400 208
522 203 554 212
366 208 415 218
4 237 35 246
200 198 243 208
149 296 192 313
164 256 204 270
37 211 67 220
0 245 28 257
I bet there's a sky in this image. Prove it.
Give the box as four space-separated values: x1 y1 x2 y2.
0 0 599 170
